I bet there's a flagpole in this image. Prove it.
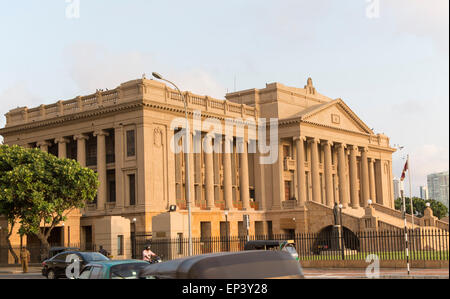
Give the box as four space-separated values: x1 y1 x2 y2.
407 155 414 230
401 188 411 276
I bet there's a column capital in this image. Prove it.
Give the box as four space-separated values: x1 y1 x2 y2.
93 130 110 137
334 142 346 150
74 134 89 141
293 136 306 142
55 137 70 144
348 144 358 151
321 140 333 146
360 146 369 153
307 137 319 144
37 141 52 147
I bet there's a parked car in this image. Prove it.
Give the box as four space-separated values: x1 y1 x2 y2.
244 240 299 261
77 260 150 279
45 247 80 261
42 251 110 279
139 250 304 279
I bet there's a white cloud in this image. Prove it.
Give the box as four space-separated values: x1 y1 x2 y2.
383 0 449 53
0 83 43 143
64 43 226 99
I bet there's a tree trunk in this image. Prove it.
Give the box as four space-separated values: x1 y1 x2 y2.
37 229 52 261
6 223 19 264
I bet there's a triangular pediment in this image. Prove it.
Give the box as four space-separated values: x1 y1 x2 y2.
300 99 373 134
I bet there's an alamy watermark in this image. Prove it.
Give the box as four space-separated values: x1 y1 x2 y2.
170 110 279 165
66 0 80 19
65 254 81 279
365 254 380 278
365 0 380 19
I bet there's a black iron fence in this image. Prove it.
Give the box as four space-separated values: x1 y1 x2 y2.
1 229 447 265
133 228 449 262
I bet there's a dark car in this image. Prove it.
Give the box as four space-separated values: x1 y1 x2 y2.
244 240 299 261
45 247 80 261
139 250 304 279
42 251 110 279
78 260 150 279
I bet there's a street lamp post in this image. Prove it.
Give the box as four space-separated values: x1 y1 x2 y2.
152 72 193 256
225 211 229 251
338 204 344 260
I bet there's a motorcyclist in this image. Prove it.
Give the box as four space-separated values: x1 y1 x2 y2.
142 245 157 262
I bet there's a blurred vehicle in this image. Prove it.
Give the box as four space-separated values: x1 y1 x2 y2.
139 250 304 279
44 247 80 261
244 240 299 261
42 251 110 279
78 260 150 279
312 238 331 255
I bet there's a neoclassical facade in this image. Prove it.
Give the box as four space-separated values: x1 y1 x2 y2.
2 77 429 259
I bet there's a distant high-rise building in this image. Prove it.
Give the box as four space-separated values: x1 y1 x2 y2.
393 178 403 200
427 171 449 209
419 186 429 200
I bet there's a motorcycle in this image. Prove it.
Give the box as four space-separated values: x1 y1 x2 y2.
148 255 162 264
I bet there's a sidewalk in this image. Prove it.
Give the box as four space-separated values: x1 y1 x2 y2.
303 268 449 279
0 266 42 274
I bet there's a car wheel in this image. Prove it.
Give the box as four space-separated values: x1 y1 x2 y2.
47 270 56 280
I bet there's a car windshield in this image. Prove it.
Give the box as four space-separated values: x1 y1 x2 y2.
110 263 148 279
80 252 110 261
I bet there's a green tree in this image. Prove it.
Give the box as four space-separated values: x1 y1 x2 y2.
394 197 448 219
0 145 98 257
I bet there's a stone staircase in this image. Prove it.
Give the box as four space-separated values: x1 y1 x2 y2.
305 201 448 232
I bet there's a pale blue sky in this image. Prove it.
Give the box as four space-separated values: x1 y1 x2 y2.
0 0 448 195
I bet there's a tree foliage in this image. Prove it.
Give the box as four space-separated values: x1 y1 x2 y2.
0 145 98 253
394 197 449 219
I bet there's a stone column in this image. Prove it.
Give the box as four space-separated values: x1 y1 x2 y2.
308 138 321 203
185 131 195 209
114 126 124 209
94 130 109 211
336 143 349 207
323 140 334 207
223 137 234 210
37 141 51 152
55 137 70 159
238 139 251 210
349 145 359 209
74 134 89 167
294 136 307 206
204 135 215 210
360 147 370 207
369 158 376 203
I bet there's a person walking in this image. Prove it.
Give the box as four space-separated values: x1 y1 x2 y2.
20 247 31 273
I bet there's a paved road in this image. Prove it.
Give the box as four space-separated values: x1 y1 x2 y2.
303 268 449 279
0 268 448 279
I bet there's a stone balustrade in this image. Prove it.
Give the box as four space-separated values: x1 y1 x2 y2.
4 79 257 127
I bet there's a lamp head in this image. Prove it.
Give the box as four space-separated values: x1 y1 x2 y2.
152 72 163 80
426 202 431 208
169 205 177 212
368 199 373 205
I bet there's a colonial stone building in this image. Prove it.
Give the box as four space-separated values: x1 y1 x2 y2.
1 77 445 260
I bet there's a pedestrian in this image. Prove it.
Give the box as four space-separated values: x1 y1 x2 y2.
98 245 109 257
142 245 156 262
20 246 30 273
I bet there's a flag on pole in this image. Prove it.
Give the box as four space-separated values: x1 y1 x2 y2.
400 159 408 181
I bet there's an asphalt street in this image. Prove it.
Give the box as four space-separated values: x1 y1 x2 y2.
0 268 448 279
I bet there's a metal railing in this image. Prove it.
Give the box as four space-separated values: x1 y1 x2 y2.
133 229 449 262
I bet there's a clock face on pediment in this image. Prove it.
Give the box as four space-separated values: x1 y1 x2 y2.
302 102 372 134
